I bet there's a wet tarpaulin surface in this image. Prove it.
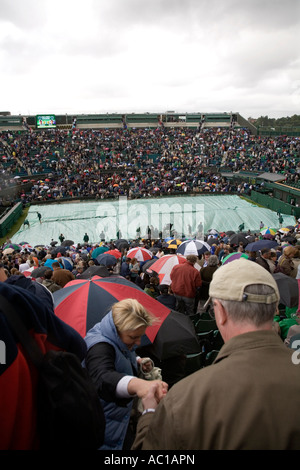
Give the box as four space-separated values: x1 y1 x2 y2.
12 195 295 246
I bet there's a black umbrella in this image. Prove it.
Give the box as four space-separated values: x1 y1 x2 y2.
137 310 201 361
95 253 117 266
272 273 299 308
77 265 111 279
115 239 129 250
225 230 236 236
51 246 67 255
31 266 50 278
50 241 58 247
61 239 74 247
228 233 249 246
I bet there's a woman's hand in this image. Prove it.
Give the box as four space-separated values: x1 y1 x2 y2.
127 377 168 402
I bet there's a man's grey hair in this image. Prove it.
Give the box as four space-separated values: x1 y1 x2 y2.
213 284 278 327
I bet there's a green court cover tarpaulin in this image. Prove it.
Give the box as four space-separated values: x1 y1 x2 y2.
12 195 295 246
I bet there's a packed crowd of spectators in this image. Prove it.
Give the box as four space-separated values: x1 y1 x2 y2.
1 126 299 206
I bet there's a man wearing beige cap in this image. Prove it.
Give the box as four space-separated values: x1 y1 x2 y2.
132 259 300 450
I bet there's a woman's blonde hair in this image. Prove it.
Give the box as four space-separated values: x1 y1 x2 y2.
112 298 158 332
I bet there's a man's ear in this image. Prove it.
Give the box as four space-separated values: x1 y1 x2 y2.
213 299 228 326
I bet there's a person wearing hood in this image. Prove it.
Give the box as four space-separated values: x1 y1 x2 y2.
84 298 168 451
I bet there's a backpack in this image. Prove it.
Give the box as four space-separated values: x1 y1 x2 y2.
0 295 105 450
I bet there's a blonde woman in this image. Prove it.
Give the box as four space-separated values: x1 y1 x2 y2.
84 298 168 450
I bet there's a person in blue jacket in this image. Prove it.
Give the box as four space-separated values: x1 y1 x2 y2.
84 298 168 450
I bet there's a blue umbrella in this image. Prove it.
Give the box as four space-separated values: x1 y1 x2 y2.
56 256 73 271
91 246 109 259
245 239 279 252
95 253 117 266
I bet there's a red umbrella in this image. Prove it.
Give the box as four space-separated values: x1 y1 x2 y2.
106 249 122 259
127 247 153 262
147 254 186 285
53 276 200 360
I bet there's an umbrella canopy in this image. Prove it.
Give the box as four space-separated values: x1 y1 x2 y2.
147 254 186 285
31 266 50 278
106 249 122 259
95 253 117 266
61 239 75 247
114 239 129 250
165 239 182 250
51 245 67 255
222 252 249 265
3 248 14 255
228 233 249 246
279 228 291 234
142 259 158 273
208 229 219 235
53 276 200 360
3 243 21 252
56 256 73 271
91 246 109 259
176 239 211 257
77 266 111 279
127 247 153 262
260 227 276 239
273 273 299 308
245 239 279 252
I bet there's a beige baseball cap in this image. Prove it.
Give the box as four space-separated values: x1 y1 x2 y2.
207 258 280 305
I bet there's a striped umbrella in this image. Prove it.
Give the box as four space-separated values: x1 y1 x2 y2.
126 247 153 262
53 276 200 360
222 252 249 265
147 254 186 285
3 243 22 252
166 239 183 250
260 227 277 239
56 256 73 271
176 239 211 257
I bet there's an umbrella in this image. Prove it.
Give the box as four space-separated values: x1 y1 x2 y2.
260 227 276 239
106 249 122 259
3 248 14 255
222 252 249 265
127 247 153 262
21 244 33 251
3 243 21 252
176 239 211 257
91 246 109 259
115 239 129 250
279 228 290 234
95 253 117 266
56 256 73 271
272 273 299 308
50 241 58 247
147 254 186 285
53 276 200 360
31 266 50 278
51 246 67 255
245 239 279 252
142 259 157 273
77 266 111 279
228 233 249 246
225 231 236 236
165 239 182 250
208 229 219 235
61 239 75 247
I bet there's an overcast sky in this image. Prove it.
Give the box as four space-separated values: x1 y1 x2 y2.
0 0 299 119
